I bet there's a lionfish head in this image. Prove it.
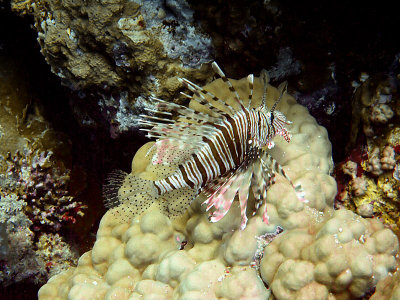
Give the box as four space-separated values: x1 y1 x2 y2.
272 110 292 143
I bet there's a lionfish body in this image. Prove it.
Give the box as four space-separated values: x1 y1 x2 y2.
104 63 304 229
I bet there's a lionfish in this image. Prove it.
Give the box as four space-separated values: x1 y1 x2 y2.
104 62 305 229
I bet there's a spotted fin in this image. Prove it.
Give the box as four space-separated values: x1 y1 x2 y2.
103 171 159 222
158 188 199 218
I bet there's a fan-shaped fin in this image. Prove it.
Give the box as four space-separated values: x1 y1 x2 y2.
237 168 253 229
158 188 199 218
205 173 242 223
103 172 159 223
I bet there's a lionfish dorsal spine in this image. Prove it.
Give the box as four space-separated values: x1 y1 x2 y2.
178 77 235 116
179 92 223 118
271 81 288 113
259 69 270 109
247 74 254 109
211 62 245 110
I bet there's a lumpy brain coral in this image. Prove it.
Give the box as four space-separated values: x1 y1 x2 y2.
38 73 399 300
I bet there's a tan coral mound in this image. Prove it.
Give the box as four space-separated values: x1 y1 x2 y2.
261 209 399 299
38 73 399 300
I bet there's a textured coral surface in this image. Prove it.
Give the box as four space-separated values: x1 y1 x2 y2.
38 74 400 300
336 73 400 231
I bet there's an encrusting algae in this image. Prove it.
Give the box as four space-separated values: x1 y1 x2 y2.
337 71 400 231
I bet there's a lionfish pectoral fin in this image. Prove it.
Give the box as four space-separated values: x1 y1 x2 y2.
151 139 199 166
202 171 235 209
238 168 253 229
203 169 247 223
103 171 159 223
206 176 238 221
250 157 272 226
160 188 199 218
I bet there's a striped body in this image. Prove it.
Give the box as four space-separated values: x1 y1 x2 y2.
154 108 289 195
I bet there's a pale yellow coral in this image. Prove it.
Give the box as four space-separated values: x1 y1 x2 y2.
260 209 399 299
38 72 399 300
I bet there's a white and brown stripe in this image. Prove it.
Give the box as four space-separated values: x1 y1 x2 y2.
138 62 298 204
153 107 279 194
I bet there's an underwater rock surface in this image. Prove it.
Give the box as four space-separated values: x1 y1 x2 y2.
11 0 215 137
0 56 84 285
